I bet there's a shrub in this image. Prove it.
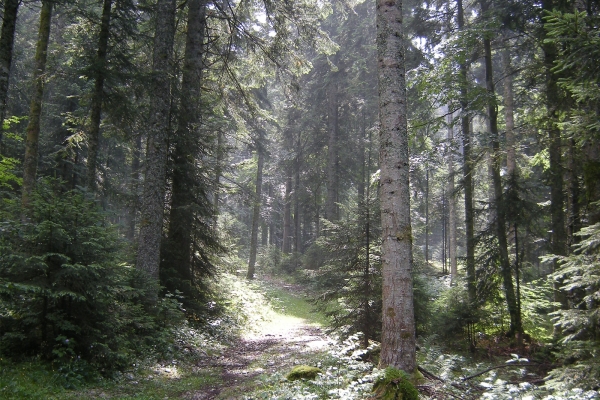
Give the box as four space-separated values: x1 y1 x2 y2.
0 179 184 373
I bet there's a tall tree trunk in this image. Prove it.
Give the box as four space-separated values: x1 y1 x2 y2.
482 0 522 337
86 0 113 190
377 0 416 372
213 130 223 230
163 0 206 287
567 138 580 245
268 183 275 245
447 109 458 284
127 132 143 241
22 0 52 209
282 114 294 253
425 167 429 264
542 0 568 311
283 174 292 253
502 48 516 176
0 0 19 154
247 141 264 279
135 0 176 281
457 0 476 305
294 145 301 253
326 79 339 221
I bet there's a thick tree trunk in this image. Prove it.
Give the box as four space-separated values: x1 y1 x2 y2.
0 0 19 154
163 0 206 286
247 143 264 279
457 0 476 305
482 0 522 336
377 0 416 373
326 80 339 221
425 168 429 264
135 0 176 281
22 0 52 209
86 0 113 191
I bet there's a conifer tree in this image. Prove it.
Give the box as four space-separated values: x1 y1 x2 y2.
377 0 416 372
136 0 176 281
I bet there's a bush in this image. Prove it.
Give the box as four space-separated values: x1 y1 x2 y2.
0 179 184 373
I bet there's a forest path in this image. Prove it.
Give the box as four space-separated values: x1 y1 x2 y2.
188 276 333 399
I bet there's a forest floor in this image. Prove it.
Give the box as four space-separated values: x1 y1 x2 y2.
1 273 374 400
187 275 335 399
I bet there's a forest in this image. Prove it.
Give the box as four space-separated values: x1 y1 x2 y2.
0 0 599 398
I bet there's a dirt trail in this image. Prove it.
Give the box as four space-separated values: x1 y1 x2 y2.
188 281 332 399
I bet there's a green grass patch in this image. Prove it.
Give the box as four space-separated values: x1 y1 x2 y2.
0 359 221 400
257 280 328 326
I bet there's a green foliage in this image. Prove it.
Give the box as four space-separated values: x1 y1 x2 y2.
548 222 600 390
372 367 419 400
0 156 21 188
0 179 185 374
310 198 382 345
286 365 322 381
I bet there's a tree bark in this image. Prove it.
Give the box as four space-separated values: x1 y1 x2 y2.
377 0 416 373
0 0 19 155
482 0 522 336
325 79 339 221
127 132 143 241
502 48 516 176
457 0 476 305
447 110 457 284
425 167 429 264
247 140 264 279
541 0 568 311
135 0 176 281
294 133 302 253
86 0 113 191
163 0 207 287
22 0 52 209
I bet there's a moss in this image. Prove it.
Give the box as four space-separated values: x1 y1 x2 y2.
286 365 322 381
372 367 419 400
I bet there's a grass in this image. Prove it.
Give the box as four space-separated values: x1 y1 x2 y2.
256 278 329 327
0 359 221 399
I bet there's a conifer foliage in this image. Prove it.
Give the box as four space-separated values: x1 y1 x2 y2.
0 179 182 371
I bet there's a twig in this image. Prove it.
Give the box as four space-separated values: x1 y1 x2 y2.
461 362 557 381
418 365 445 382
